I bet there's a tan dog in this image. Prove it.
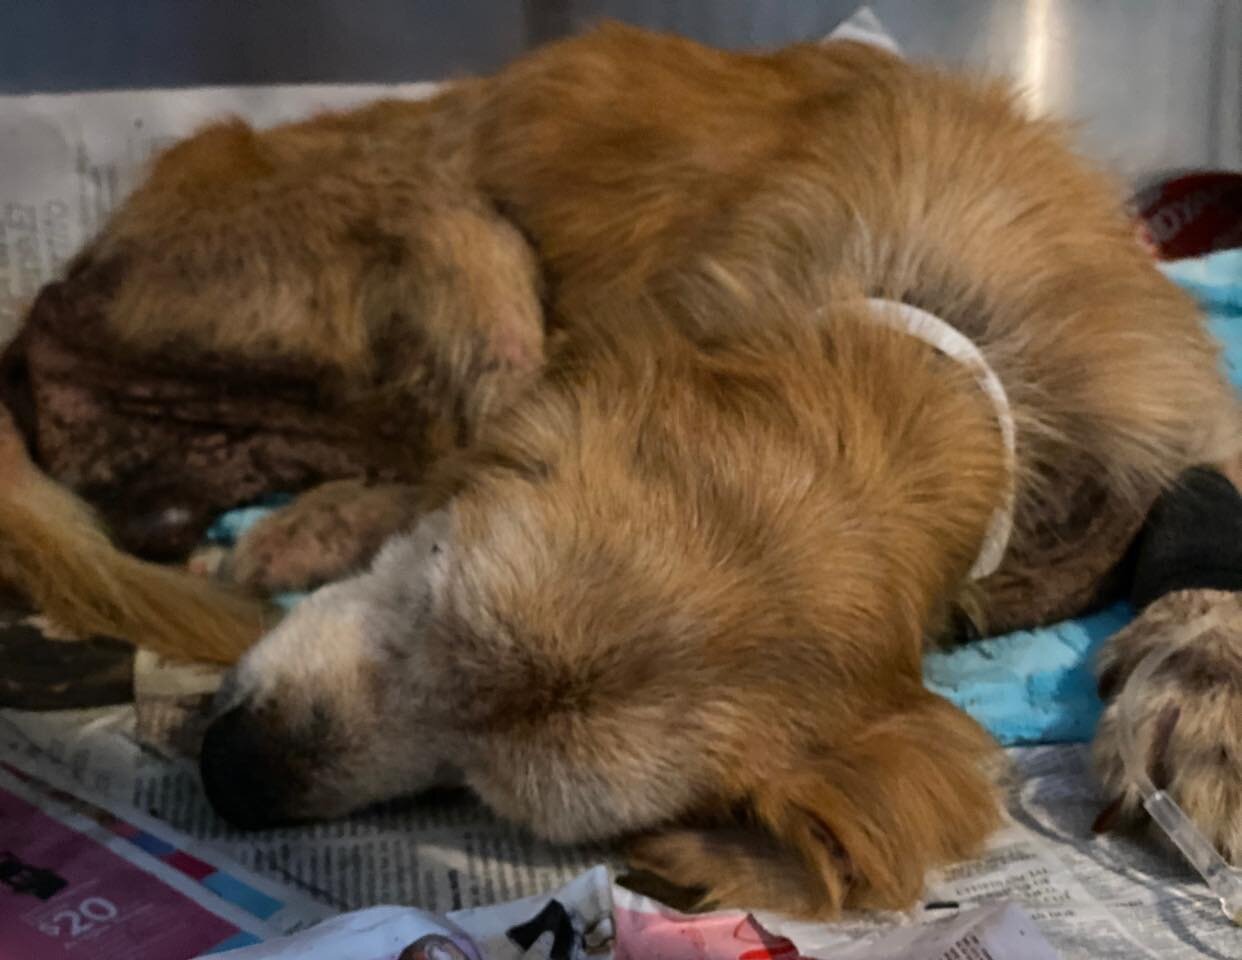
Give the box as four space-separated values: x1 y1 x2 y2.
2 26 1238 916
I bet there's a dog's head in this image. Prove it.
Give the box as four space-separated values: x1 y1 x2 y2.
198 508 464 827
195 332 782 832
196 431 702 833
197 316 1001 838
196 428 730 835
195 337 658 829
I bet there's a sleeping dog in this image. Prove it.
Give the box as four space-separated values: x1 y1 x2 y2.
1 25 1238 916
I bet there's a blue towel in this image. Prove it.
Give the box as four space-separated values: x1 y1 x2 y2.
203 494 292 545
924 605 1133 744
203 494 303 610
208 250 1242 745
1162 249 1242 392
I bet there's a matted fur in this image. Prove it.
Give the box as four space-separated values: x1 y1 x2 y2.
3 25 1239 916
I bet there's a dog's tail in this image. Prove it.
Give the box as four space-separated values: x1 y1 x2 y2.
0 408 270 664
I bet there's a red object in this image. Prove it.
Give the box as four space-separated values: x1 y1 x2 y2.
738 943 800 960
165 850 218 881
1133 171 1242 261
734 917 802 959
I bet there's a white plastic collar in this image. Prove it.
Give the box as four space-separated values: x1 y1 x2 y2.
864 298 1016 580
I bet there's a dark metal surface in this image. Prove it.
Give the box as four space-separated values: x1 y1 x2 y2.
1 1 1237 180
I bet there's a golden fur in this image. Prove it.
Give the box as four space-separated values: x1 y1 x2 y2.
430 308 1011 913
2 25 1238 915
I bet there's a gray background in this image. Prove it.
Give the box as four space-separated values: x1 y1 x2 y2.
1 1 1238 181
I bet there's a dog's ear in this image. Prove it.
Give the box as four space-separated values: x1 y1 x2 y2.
629 692 1003 917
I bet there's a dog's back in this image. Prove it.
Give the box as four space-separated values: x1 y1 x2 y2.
472 25 1237 624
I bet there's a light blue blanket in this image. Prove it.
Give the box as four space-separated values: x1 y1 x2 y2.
207 251 1242 745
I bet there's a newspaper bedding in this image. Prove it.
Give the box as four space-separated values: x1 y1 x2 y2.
3 707 1237 958
0 6 1239 957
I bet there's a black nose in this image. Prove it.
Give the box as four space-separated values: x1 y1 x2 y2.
199 706 302 830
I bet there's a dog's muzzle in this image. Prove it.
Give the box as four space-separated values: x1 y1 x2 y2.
199 705 308 830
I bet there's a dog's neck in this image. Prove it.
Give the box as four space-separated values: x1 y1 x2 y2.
864 299 1015 580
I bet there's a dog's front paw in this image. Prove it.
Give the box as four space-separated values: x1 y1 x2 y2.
228 481 421 593
1092 589 1242 862
227 504 342 594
